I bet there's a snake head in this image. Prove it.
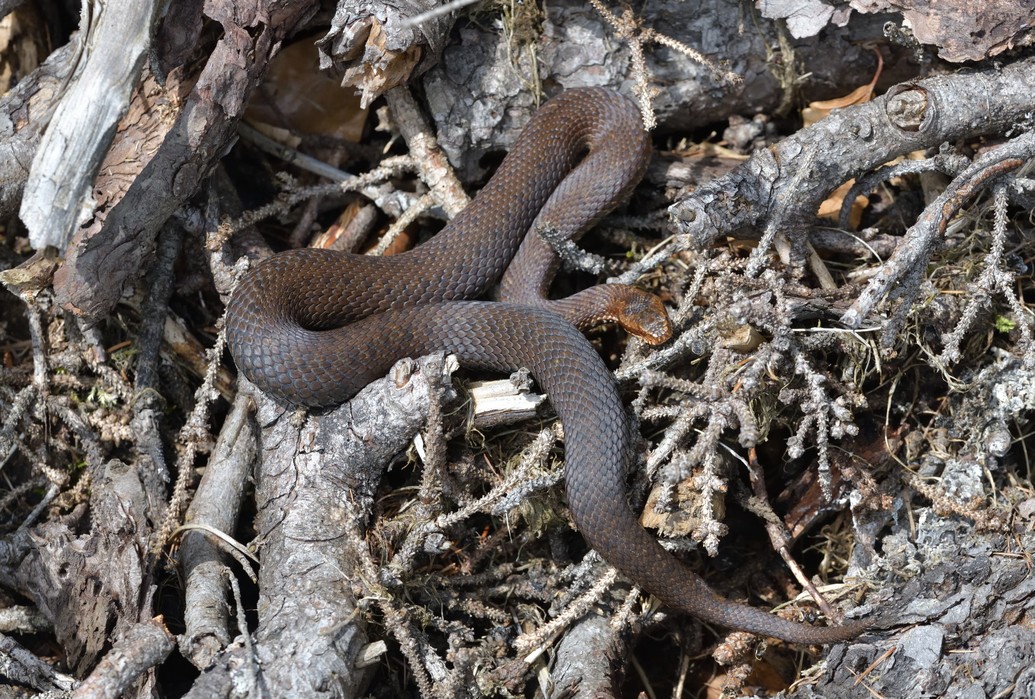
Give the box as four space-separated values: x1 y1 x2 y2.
612 288 673 345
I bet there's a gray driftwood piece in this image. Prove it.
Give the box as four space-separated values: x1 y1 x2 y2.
187 356 454 697
422 0 888 178
789 521 1035 699
0 40 77 218
316 0 888 180
318 0 454 109
667 54 1035 310
761 0 1035 63
50 0 321 320
178 394 257 670
1 457 165 682
548 614 626 698
19 0 159 251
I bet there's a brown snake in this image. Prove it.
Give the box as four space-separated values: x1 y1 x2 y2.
225 88 866 643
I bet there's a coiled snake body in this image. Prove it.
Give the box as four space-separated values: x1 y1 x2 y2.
225 88 865 643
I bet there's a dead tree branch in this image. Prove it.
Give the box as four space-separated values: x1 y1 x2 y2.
52 1 320 319
668 55 1035 281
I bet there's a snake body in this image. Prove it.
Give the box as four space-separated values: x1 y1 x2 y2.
225 88 865 643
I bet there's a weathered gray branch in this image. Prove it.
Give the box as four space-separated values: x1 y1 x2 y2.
178 393 257 669
20 0 159 250
668 55 1035 270
52 0 321 319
